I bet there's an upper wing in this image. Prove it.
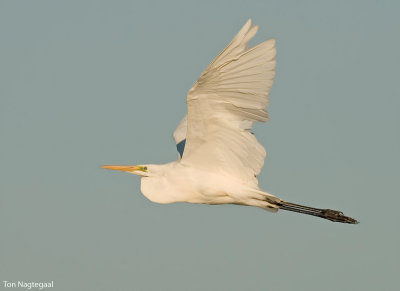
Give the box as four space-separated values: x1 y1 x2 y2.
179 19 276 183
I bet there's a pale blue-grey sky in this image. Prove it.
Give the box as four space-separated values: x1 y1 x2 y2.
1 1 399 290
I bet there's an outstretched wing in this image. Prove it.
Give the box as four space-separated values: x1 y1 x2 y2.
179 19 276 183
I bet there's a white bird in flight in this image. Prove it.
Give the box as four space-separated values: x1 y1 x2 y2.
102 20 358 224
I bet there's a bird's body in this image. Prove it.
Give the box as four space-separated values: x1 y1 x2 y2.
140 162 279 210
102 20 358 224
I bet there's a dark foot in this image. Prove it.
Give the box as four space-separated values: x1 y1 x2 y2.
277 201 359 224
319 209 358 224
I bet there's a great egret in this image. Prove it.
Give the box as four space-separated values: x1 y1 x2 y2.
102 20 358 224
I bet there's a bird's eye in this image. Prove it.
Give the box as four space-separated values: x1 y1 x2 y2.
143 166 147 171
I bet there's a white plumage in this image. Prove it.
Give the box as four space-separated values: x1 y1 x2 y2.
102 20 358 224
182 20 275 184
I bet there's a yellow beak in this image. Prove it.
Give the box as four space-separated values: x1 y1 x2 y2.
101 165 141 172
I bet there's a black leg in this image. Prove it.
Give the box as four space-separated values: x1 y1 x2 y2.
277 201 359 224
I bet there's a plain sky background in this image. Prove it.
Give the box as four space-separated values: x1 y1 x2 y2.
1 1 399 290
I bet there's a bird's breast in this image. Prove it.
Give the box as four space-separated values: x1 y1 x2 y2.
139 167 242 205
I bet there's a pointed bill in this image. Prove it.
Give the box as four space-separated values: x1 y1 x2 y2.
101 165 141 172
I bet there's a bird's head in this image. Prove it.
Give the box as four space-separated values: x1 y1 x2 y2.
101 164 150 177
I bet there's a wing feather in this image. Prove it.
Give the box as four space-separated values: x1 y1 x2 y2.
174 20 276 181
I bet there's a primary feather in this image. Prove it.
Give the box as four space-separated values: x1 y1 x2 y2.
175 19 276 183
